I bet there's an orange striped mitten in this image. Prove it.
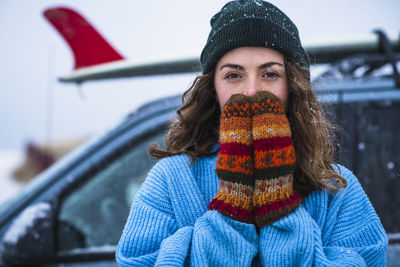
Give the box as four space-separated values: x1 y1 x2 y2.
251 91 302 228
208 94 254 223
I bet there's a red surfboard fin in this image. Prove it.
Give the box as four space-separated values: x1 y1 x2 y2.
43 7 124 69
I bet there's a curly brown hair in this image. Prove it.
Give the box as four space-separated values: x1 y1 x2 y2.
149 58 347 195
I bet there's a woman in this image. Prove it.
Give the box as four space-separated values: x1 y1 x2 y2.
116 0 388 266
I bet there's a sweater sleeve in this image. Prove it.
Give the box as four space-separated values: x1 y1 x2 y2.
116 201 192 266
258 166 388 267
116 159 259 266
191 210 258 266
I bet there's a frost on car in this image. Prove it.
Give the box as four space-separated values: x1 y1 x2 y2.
1 202 53 265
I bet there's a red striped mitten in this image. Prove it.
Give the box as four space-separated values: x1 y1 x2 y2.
251 91 302 228
208 94 254 223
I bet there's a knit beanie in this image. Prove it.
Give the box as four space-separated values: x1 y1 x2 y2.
200 0 310 74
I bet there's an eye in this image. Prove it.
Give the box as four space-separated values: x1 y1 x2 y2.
262 71 280 80
224 72 242 80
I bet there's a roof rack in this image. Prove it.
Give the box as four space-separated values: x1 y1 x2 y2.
315 30 400 87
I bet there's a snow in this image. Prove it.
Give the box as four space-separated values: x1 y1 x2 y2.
0 150 25 205
388 232 400 241
3 202 51 244
59 245 117 256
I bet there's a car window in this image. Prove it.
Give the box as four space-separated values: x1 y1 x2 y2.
56 130 165 251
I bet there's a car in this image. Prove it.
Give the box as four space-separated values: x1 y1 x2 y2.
0 74 400 265
1 22 399 265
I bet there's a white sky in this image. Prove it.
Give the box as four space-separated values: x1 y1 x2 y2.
0 0 399 151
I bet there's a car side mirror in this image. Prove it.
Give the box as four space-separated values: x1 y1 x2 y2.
0 202 56 266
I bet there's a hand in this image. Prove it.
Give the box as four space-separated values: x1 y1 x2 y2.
208 94 254 223
251 91 302 228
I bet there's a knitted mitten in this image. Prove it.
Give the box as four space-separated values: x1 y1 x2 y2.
208 94 254 223
251 91 302 228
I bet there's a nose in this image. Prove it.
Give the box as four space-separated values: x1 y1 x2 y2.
243 77 260 97
243 87 256 97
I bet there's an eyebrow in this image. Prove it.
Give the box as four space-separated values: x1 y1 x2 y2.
219 62 284 71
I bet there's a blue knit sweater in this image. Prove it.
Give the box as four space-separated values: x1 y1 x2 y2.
116 153 388 266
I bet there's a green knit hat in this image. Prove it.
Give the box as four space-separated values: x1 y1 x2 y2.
200 0 310 74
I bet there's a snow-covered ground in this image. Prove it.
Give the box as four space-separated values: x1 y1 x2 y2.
0 150 25 205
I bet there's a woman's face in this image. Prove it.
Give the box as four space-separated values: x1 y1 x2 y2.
214 46 288 108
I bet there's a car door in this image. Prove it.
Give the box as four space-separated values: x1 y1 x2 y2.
54 131 166 266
